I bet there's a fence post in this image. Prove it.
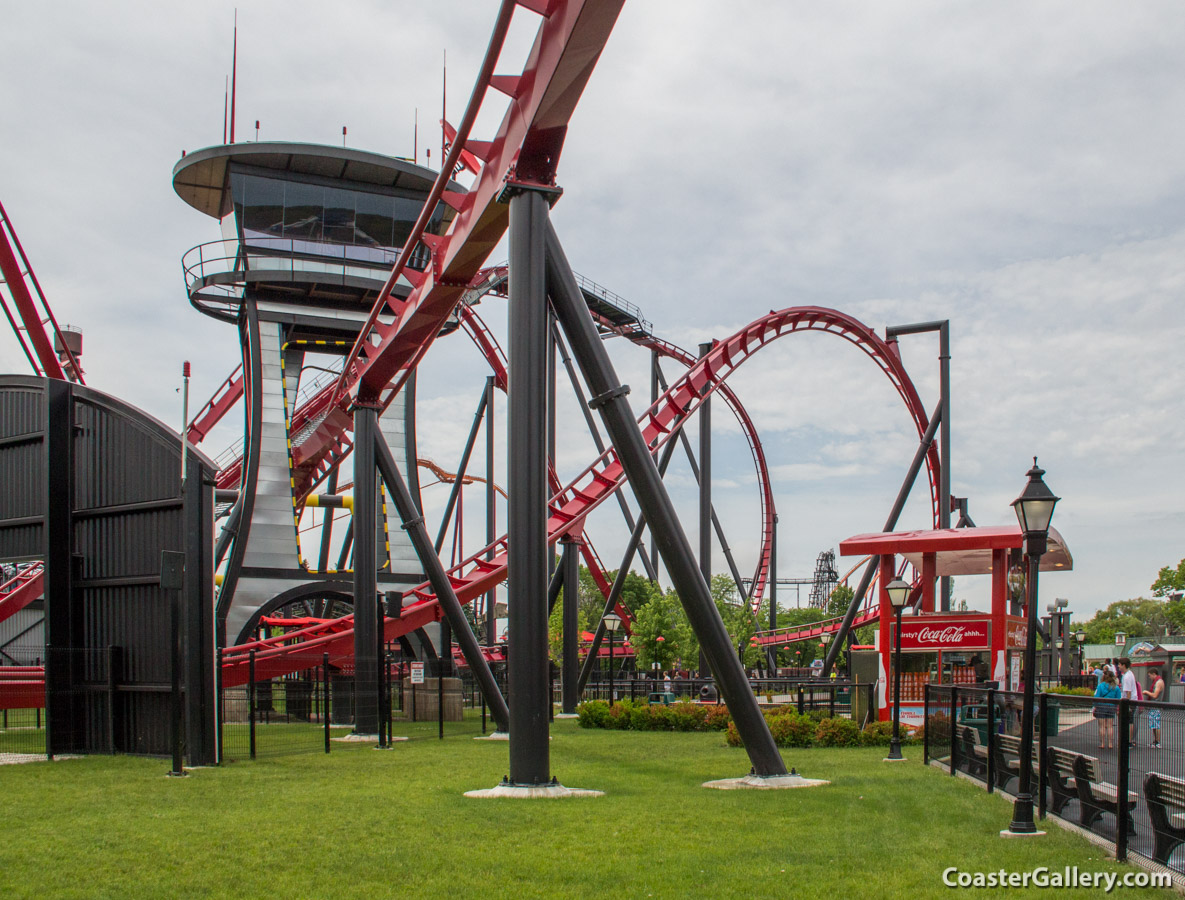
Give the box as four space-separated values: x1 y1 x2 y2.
437 658 444 741
106 644 119 755
248 650 256 761
949 686 959 776
985 688 995 793
1037 692 1048 820
323 652 330 754
829 686 835 718
923 683 930 765
797 685 804 715
1116 699 1130 861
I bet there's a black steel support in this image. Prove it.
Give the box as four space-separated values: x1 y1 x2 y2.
823 399 943 676
352 402 381 735
507 188 552 784
434 386 489 553
372 429 510 732
698 341 712 678
768 515 778 673
1117 700 1130 860
546 221 786 777
652 362 748 603
485 376 497 646
552 323 660 583
317 467 339 573
44 378 74 757
561 536 580 714
576 425 682 693
1037 692 1048 819
923 683 930 765
886 321 951 609
323 652 331 753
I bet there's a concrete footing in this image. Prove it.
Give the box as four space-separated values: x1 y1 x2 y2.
703 772 829 790
473 731 510 741
465 781 604 799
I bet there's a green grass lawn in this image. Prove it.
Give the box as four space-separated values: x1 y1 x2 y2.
0 716 1171 899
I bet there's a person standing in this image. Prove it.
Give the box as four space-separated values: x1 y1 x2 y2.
1118 657 1138 747
1147 666 1166 749
1093 667 1122 749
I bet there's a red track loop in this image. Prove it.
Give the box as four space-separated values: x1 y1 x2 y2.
221 306 939 685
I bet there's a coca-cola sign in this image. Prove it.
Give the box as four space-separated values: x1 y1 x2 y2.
1006 620 1027 649
895 618 990 651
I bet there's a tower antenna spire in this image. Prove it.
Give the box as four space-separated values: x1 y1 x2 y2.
229 10 238 144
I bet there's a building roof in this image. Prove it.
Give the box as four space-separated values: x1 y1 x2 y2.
172 142 464 219
838 525 1072 576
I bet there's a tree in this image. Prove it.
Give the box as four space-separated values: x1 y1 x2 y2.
1073 598 1173 644
1152 558 1185 597
630 587 692 672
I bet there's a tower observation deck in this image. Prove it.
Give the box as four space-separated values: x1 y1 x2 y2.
172 142 463 646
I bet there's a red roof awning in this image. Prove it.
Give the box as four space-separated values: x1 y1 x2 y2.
839 525 1072 576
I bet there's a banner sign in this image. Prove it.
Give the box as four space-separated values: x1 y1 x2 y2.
893 617 990 651
410 662 425 684
1005 619 1027 650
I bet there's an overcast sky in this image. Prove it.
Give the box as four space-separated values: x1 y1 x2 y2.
2 1 1183 621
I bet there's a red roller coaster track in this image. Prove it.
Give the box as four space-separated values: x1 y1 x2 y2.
220 305 939 685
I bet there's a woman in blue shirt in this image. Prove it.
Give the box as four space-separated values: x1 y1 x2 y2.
1093 667 1122 749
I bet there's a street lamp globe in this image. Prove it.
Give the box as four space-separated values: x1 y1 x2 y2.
1075 630 1086 644
886 578 910 609
603 613 622 634
1012 458 1059 539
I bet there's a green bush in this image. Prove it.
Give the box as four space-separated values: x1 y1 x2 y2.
725 721 742 747
815 716 860 747
768 712 816 748
704 704 731 731
860 720 897 746
1043 685 1094 697
668 702 708 731
805 708 829 724
576 700 610 729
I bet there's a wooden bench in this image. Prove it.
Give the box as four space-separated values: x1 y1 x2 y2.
992 733 1040 791
1045 746 1081 817
1144 772 1185 864
955 724 987 777
1072 753 1137 834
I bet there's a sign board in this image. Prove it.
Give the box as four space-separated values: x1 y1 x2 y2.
410 662 425 685
1009 656 1020 692
1005 619 1027 650
893 616 990 651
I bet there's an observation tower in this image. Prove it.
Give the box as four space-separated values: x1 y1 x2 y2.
172 142 463 647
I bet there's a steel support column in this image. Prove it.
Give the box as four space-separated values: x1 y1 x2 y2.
352 402 381 735
698 341 713 678
373 431 510 732
507 188 551 785
823 400 942 676
485 376 496 646
561 536 580 714
546 222 786 777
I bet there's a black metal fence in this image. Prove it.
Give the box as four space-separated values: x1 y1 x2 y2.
926 684 1185 877
0 704 46 757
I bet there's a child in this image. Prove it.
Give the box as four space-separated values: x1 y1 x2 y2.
1093 667 1121 749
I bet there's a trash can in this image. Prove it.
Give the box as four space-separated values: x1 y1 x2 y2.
648 691 676 706
698 684 718 704
958 704 990 745
1042 698 1060 737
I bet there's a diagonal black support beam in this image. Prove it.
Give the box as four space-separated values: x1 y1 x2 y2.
552 322 661 584
577 432 681 693
433 385 490 553
653 361 748 603
822 399 943 676
546 222 786 777
373 428 510 732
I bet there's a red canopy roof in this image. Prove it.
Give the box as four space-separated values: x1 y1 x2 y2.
839 525 1072 576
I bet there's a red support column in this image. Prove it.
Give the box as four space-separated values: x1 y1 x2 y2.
922 553 937 611
991 548 1007 684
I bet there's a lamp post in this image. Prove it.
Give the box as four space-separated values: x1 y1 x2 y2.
604 613 622 705
1005 458 1059 837
820 632 833 679
1075 630 1086 675
886 578 910 761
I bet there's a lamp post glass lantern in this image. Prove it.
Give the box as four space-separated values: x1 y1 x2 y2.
604 613 622 705
885 578 910 761
1005 458 1059 836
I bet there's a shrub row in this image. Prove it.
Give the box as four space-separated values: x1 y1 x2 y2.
727 713 921 749
576 699 919 749
575 700 731 732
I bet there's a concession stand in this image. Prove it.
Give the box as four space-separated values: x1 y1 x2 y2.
839 525 1073 725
